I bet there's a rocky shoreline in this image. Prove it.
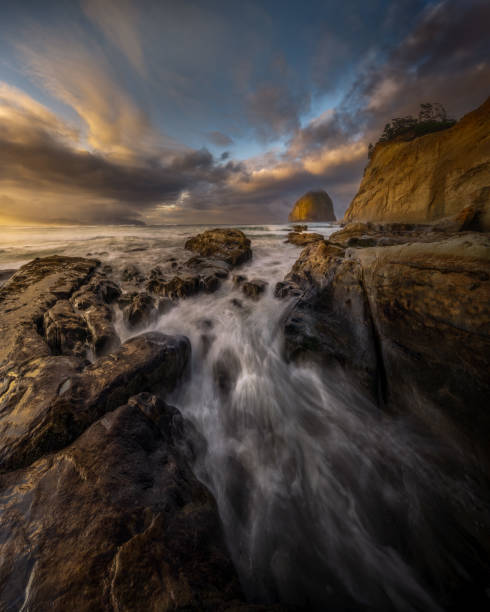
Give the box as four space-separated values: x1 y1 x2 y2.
278 221 490 470
0 224 489 610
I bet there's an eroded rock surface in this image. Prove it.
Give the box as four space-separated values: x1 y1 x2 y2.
0 255 282 611
145 230 252 302
242 279 268 300
0 394 258 611
286 232 324 246
344 97 490 228
280 229 490 468
0 256 192 472
185 228 252 266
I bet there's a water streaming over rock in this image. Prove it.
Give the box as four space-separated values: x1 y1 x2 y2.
1 223 487 610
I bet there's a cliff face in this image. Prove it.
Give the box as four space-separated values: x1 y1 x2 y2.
343 97 490 228
288 190 336 222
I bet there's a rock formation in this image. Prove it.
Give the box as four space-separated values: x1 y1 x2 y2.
344 97 490 228
278 224 490 471
185 228 252 266
0 254 284 611
286 231 324 246
143 229 253 301
288 190 336 223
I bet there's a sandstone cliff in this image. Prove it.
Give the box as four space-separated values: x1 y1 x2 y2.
288 190 336 222
343 97 490 228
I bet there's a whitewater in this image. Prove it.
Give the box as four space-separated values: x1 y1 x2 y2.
0 223 486 611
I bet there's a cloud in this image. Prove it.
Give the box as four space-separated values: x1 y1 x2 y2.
347 0 490 130
1 0 488 225
15 20 177 161
206 131 234 147
82 0 146 76
0 84 243 224
246 84 310 141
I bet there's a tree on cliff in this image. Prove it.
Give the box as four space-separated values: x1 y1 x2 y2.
369 103 456 157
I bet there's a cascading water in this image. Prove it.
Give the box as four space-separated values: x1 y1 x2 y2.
142 230 487 611
2 223 487 610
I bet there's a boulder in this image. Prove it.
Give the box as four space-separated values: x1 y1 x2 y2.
71 272 121 356
43 300 89 357
286 232 324 246
146 256 231 301
147 274 200 300
0 332 190 472
185 228 252 266
121 263 144 283
123 292 156 329
242 279 268 300
0 256 98 368
0 394 252 611
273 281 302 299
288 190 336 222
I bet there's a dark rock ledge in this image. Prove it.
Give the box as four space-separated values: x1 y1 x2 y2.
143 229 253 302
0 255 284 611
277 223 490 471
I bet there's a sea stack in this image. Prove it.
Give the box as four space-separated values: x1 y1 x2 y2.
288 190 336 222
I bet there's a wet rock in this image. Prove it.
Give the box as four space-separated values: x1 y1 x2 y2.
185 255 230 279
98 278 121 303
185 228 252 266
213 348 242 396
147 274 200 300
157 297 174 314
70 271 122 355
0 255 98 368
121 263 144 283
0 268 16 286
328 222 431 249
0 394 250 611
123 293 156 329
84 301 120 355
117 291 138 308
146 256 230 302
274 281 302 299
200 272 221 293
241 279 268 300
0 333 190 470
43 300 89 357
282 230 490 468
286 232 324 246
0 331 190 472
292 224 307 232
233 273 247 286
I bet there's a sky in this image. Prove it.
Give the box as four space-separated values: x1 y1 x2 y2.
0 0 488 226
